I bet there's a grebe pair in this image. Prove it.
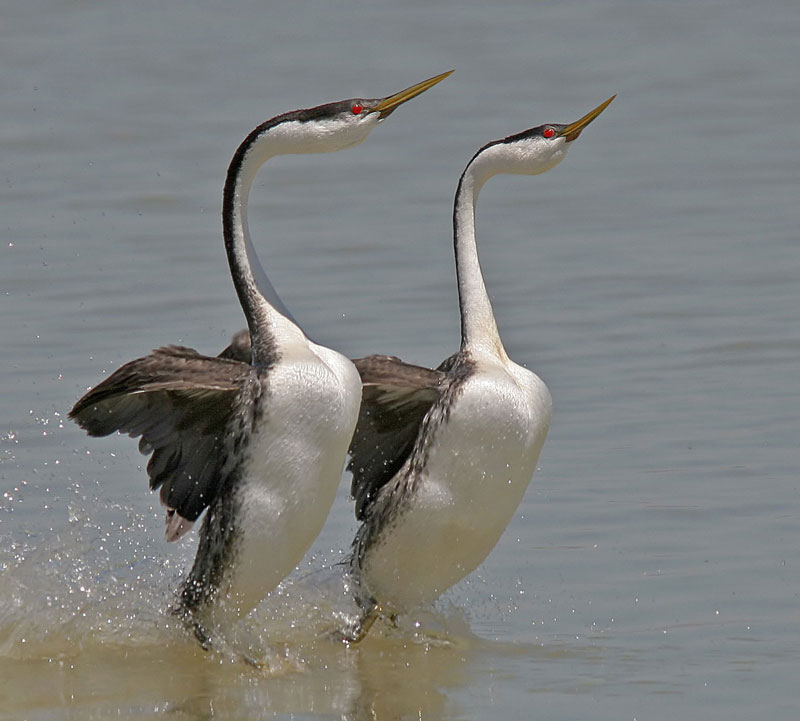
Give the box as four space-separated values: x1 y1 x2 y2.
70 72 613 644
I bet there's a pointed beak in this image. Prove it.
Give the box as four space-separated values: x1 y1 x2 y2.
372 70 454 119
557 95 616 142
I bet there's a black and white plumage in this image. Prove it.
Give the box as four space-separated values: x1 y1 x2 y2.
69 71 453 642
343 96 616 641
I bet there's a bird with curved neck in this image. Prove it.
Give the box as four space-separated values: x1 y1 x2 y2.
341 95 615 641
69 71 452 646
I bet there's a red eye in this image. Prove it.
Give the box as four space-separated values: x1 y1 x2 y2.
543 127 556 139
351 103 364 115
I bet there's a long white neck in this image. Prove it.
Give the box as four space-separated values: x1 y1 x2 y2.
452 149 506 358
222 124 317 366
222 115 379 366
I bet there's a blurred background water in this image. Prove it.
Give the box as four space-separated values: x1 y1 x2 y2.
1 1 798 719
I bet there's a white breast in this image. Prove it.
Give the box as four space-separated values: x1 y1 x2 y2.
215 341 361 619
362 357 551 613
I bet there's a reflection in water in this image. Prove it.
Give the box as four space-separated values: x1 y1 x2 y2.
344 635 469 721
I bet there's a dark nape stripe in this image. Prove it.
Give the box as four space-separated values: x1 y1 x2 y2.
223 98 363 244
228 99 364 179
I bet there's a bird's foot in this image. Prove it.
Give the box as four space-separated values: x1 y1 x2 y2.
335 605 381 645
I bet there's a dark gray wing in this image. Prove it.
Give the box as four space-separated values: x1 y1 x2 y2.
69 345 251 525
218 328 251 362
348 354 447 520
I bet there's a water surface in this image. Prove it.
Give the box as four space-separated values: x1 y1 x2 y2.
2 1 799 719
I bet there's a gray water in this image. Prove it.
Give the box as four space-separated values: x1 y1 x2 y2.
2 0 798 718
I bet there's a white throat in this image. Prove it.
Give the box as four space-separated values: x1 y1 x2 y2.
453 140 570 357
224 114 379 362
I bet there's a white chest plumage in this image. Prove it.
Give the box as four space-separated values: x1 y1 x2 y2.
219 341 361 618
362 357 552 613
344 94 613 638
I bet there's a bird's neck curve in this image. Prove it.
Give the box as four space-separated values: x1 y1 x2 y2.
453 153 507 360
222 124 306 366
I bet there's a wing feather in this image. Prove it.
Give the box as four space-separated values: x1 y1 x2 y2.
69 346 251 530
348 355 446 520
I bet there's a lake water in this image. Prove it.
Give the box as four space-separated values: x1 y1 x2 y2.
1 1 798 719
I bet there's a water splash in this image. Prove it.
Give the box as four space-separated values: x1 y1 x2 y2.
0 498 179 660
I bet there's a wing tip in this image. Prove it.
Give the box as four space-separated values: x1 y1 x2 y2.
165 508 195 542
